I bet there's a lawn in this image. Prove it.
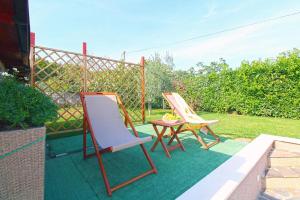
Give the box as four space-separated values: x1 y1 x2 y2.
146 109 300 139
47 108 300 140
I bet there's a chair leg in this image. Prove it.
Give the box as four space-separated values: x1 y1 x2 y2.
206 126 220 142
88 129 113 196
83 119 87 159
140 144 157 173
111 169 155 192
95 151 112 196
90 136 156 196
107 144 157 194
177 124 220 150
84 139 112 196
87 125 157 196
189 128 209 149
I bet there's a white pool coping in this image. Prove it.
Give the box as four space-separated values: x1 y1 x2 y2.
177 134 300 200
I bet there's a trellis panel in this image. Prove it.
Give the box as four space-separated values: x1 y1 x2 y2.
31 46 144 134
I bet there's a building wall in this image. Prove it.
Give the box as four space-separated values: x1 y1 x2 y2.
228 144 272 200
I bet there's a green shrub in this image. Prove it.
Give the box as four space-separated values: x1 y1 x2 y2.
0 74 58 130
175 49 300 119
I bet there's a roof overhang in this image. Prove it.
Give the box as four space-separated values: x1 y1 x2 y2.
0 0 30 69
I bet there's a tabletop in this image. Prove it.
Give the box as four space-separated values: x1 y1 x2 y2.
150 119 185 127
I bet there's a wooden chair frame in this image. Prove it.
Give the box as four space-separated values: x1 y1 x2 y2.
80 92 157 196
162 92 220 150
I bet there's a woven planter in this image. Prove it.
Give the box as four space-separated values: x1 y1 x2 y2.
0 127 46 200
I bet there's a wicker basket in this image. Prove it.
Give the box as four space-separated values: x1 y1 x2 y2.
0 127 46 200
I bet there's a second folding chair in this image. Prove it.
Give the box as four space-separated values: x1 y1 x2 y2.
163 92 220 149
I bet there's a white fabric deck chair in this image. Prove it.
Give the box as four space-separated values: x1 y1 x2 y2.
163 92 220 149
80 92 157 196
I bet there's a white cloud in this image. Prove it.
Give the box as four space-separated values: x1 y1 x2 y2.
202 2 217 19
172 23 265 60
170 14 300 68
125 11 300 68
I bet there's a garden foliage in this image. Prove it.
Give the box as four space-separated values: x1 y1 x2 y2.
145 53 174 109
0 74 58 130
174 49 300 119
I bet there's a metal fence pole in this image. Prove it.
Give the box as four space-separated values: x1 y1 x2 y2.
30 32 35 86
82 42 87 92
140 56 146 123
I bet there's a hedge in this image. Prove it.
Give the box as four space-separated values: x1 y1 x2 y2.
175 49 300 119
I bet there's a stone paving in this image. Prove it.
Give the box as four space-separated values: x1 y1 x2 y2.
259 189 300 200
271 149 300 158
266 166 300 178
258 142 300 200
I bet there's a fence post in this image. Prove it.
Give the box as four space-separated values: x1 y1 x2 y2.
140 56 146 123
82 42 87 92
30 32 35 86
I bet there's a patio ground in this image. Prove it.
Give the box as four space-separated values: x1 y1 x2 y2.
45 124 247 200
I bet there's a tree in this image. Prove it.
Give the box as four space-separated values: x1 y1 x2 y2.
195 58 228 75
145 53 174 114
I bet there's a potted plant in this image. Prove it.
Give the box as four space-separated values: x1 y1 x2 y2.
0 70 58 200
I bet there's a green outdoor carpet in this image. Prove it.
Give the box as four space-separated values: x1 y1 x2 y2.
45 124 247 200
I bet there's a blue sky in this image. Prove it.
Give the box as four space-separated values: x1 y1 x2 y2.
29 0 300 69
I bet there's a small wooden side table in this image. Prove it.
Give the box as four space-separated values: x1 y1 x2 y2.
150 120 185 158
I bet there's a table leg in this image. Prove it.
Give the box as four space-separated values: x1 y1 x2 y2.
151 125 163 151
163 129 173 138
174 134 185 151
168 125 183 145
151 125 171 158
168 134 176 145
168 127 174 145
169 125 185 151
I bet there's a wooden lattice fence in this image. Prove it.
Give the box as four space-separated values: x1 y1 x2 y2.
30 45 145 134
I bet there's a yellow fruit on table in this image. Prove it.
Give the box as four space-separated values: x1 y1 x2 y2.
162 113 181 122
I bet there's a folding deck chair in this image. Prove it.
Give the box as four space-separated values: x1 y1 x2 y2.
162 92 220 149
80 92 157 196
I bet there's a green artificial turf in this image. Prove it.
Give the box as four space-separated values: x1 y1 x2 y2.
45 124 246 200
